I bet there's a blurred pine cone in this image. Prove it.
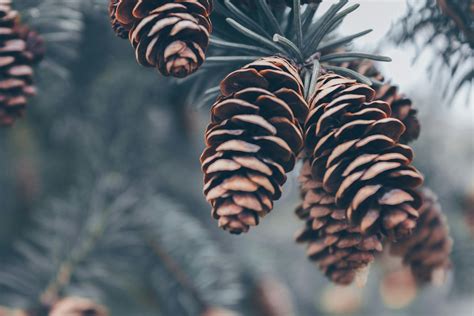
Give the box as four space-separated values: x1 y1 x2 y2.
0 2 40 126
111 0 213 78
295 158 383 285
15 25 45 65
305 73 424 241
48 297 108 316
390 188 453 285
201 56 308 234
108 0 130 38
345 60 420 144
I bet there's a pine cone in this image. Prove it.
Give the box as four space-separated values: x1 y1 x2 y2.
48 297 108 316
0 2 39 126
295 158 383 285
115 0 213 78
345 60 420 144
108 0 131 38
15 25 45 65
390 188 453 285
305 73 424 241
201 56 308 234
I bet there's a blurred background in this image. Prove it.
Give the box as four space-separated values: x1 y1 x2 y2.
0 0 473 315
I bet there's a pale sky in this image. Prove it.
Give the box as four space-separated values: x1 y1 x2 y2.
318 0 473 125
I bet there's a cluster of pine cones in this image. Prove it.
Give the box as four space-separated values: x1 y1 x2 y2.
0 0 44 126
105 0 452 287
199 55 452 286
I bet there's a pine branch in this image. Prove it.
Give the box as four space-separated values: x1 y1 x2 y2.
194 0 391 106
0 174 146 310
140 197 244 316
16 0 86 94
389 0 473 103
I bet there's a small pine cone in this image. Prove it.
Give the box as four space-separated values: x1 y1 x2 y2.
345 60 420 144
108 0 131 38
48 297 108 316
390 188 453 285
201 56 308 234
295 158 383 285
0 3 38 126
305 73 424 241
15 25 45 65
127 0 213 78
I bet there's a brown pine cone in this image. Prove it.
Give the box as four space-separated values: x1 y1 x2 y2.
305 73 424 241
390 188 453 285
345 60 420 144
0 2 38 126
108 0 131 38
201 56 308 234
115 0 213 78
15 25 45 65
48 297 108 316
295 158 383 285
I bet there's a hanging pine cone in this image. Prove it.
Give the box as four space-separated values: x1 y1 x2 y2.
112 0 213 78
295 157 383 285
201 56 308 234
48 297 108 316
345 60 420 144
390 188 453 285
0 2 40 126
305 73 424 241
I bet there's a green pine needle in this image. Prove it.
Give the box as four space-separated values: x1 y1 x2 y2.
318 29 373 52
320 52 392 62
308 60 321 98
206 56 261 63
226 18 285 54
273 34 305 62
324 65 373 85
293 0 303 49
223 0 271 38
210 37 273 55
256 0 283 36
304 0 349 53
